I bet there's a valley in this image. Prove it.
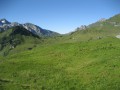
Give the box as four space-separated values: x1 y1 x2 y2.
0 14 120 90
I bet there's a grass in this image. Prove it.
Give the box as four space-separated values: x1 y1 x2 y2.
0 37 120 90
0 27 42 56
0 14 120 90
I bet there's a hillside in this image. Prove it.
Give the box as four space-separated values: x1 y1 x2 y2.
0 37 120 90
0 26 42 56
0 14 120 90
67 14 120 42
0 19 59 37
42 14 120 44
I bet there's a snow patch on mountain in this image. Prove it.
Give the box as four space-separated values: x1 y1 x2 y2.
0 19 59 37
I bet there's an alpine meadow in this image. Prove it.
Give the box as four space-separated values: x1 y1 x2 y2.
0 0 120 90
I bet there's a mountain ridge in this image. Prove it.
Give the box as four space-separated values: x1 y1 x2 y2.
0 26 42 56
0 19 59 37
0 14 120 90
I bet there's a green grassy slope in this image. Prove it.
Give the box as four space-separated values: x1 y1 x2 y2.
0 26 42 56
108 14 120 23
44 14 120 44
67 14 120 42
0 37 120 90
0 14 120 90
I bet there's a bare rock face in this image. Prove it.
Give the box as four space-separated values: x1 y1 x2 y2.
98 18 106 22
76 25 87 31
0 19 59 37
79 25 87 30
0 19 11 30
0 19 11 25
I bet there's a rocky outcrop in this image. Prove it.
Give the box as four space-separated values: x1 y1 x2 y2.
0 19 59 37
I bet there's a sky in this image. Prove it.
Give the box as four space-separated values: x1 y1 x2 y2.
0 0 120 34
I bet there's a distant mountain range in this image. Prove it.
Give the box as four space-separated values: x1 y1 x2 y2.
1 14 120 90
75 14 120 31
65 14 120 42
0 19 59 37
0 14 120 56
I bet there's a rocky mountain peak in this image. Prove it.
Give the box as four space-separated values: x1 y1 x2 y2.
0 18 11 25
76 25 87 31
0 18 59 37
98 18 106 22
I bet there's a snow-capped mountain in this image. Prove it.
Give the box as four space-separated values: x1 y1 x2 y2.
0 19 11 26
0 19 59 37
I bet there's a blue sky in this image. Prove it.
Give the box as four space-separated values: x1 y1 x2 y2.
0 0 120 34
